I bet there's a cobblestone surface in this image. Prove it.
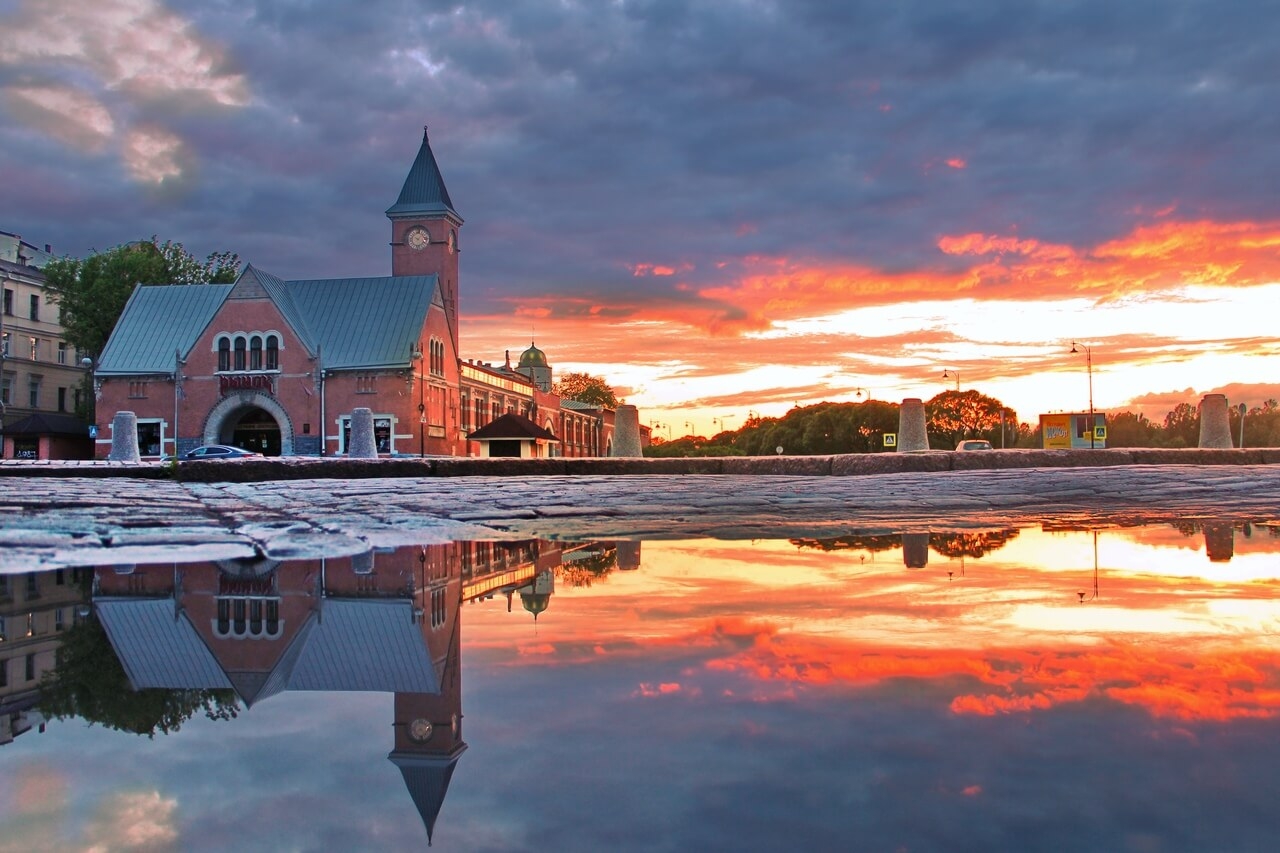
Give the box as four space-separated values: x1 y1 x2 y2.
2 463 1280 571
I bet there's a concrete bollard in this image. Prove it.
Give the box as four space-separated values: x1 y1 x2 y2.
897 398 929 452
107 411 141 462
902 533 930 569
612 404 643 457
616 541 641 570
348 408 378 458
1198 394 1233 449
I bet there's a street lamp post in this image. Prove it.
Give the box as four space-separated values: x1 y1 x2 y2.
941 369 959 392
1070 342 1094 448
852 387 870 401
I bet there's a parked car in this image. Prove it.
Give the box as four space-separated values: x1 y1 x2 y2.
182 444 264 460
955 439 993 451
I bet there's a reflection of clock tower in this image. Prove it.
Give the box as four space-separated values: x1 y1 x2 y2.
388 126 464 349
389 566 467 845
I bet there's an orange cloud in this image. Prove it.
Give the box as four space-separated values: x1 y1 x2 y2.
704 631 1280 723
689 218 1280 333
946 157 967 169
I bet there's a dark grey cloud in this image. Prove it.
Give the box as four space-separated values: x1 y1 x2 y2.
5 0 1280 322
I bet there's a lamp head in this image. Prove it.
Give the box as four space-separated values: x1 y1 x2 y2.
1070 342 1079 354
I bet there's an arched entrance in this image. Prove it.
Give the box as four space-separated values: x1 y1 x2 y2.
204 393 295 456
227 407 282 456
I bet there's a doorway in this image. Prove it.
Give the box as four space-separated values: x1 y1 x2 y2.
228 407 282 456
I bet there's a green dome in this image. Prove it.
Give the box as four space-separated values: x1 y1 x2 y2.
518 342 548 368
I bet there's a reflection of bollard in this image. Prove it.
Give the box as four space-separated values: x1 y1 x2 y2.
108 411 141 462
349 408 377 458
616 541 641 570
898 398 929 452
1198 394 1233 448
1203 523 1235 562
612 405 642 457
902 532 930 569
351 550 375 574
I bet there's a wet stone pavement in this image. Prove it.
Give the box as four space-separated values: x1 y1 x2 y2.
3 462 1280 571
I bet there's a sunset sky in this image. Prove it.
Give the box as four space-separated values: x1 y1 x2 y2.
4 0 1279 434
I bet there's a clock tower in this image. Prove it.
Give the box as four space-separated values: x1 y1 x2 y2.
388 126 464 350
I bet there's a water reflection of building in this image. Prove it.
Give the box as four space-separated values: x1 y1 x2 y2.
1 569 89 745
88 540 580 844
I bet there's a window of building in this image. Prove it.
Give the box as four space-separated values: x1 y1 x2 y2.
2 288 11 315
0 659 7 688
57 341 67 364
356 374 377 394
0 575 8 599
1 373 10 406
265 335 279 370
460 394 469 430
57 387 67 412
217 337 231 371
28 378 39 408
25 653 35 681
29 337 38 361
249 336 262 370
25 573 37 598
128 380 149 399
339 415 392 454
55 569 64 586
1 332 8 356
55 609 65 631
234 337 246 371
0 615 6 641
137 419 163 456
26 612 34 638
29 294 39 321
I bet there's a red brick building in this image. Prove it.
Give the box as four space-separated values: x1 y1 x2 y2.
91 129 633 458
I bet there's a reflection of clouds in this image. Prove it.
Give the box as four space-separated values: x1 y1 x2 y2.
84 792 178 852
0 0 247 185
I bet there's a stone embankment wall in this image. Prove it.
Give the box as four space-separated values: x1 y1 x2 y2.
3 447 1280 482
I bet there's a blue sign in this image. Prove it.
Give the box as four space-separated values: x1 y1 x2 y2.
88 425 98 438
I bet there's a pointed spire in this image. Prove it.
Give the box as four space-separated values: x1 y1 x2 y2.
387 125 461 220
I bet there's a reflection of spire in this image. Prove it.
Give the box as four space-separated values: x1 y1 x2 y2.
517 570 554 620
901 533 929 569
1203 523 1235 562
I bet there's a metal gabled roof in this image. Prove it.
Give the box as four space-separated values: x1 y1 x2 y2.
240 265 316 354
97 284 232 375
94 597 232 691
289 598 438 694
287 275 438 370
385 127 461 221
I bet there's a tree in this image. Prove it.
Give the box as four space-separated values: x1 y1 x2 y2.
44 237 240 360
1105 411 1159 447
38 614 239 737
552 371 619 408
1161 402 1200 448
925 390 1014 449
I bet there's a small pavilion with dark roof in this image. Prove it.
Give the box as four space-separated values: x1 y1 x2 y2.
466 412 560 458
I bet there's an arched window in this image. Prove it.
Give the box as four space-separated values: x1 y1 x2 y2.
217 338 231 372
249 336 262 370
265 335 279 370
233 337 246 371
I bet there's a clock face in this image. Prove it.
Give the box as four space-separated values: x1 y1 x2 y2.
406 228 430 251
408 718 434 742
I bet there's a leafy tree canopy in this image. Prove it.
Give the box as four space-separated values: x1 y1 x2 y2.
925 390 1016 448
552 371 619 408
44 237 240 359
38 614 239 738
